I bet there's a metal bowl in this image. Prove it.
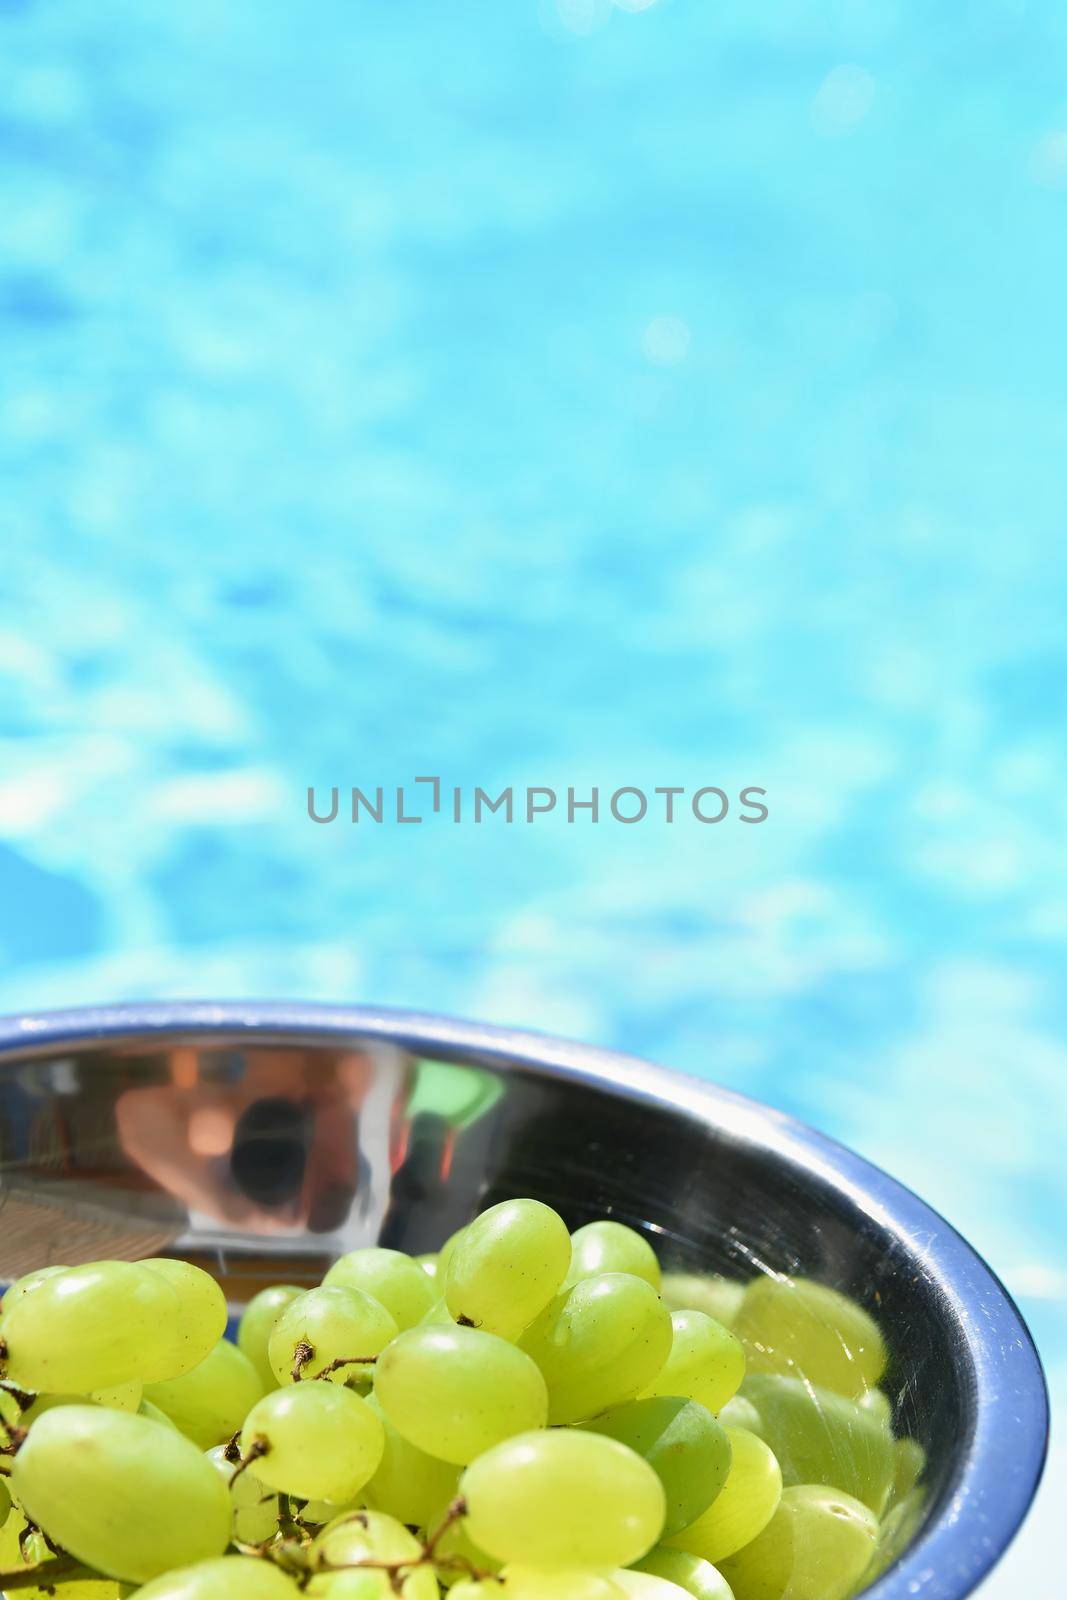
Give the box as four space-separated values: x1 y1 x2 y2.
0 1001 1048 1600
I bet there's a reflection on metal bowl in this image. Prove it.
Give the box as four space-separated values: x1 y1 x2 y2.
0 1001 1048 1600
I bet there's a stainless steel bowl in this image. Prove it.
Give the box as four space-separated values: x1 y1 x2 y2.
0 1001 1048 1600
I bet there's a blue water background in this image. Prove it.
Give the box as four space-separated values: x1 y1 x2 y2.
0 3 1065 1589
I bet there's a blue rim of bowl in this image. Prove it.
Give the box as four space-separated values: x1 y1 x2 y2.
0 999 1049 1600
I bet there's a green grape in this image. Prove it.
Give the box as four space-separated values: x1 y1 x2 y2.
448 1584 502 1600
292 1491 355 1516
0 1518 123 1600
130 1555 301 1598
92 1380 143 1412
0 1507 119 1600
309 1508 437 1600
268 1287 398 1386
739 1375 894 1513
416 1254 438 1279
0 1265 68 1312
863 1485 925 1584
374 1325 547 1465
611 1573 693 1599
0 1500 27 1564
298 1492 365 1527
7 1580 121 1598
0 1476 9 1528
640 1312 745 1415
660 1278 744 1332
564 1221 661 1291
11 1523 54 1589
666 1427 781 1566
633 1546 736 1600
892 1435 926 1502
857 1387 892 1429
19 1381 143 1428
519 1273 673 1424
362 1392 461 1526
2 1567 122 1600
322 1249 436 1331
241 1380 384 1503
460 1428 665 1568
0 1261 181 1391
16 1389 73 1427
420 1298 456 1326
237 1286 304 1391
581 1397 731 1537
10 1525 49 1566
436 1227 467 1280
141 1260 229 1377
145 1337 264 1450
716 1397 762 1435
719 1484 878 1600
206 1444 281 1543
139 1397 180 1428
732 1279 886 1401
303 1575 398 1600
502 1573 623 1600
11 1404 231 1582
445 1200 572 1339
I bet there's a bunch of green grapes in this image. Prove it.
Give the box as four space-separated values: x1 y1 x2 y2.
0 1203 919 1600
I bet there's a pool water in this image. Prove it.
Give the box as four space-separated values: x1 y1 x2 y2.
0 4 1064 1591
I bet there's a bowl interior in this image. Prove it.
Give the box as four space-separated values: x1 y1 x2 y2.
0 1013 1027 1597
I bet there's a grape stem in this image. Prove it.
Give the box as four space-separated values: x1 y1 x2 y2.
289 1342 379 1384
242 1528 310 1574
0 1380 37 1412
277 1493 309 1541
312 1498 483 1590
229 1434 270 1484
309 1355 379 1382
291 1340 315 1382
423 1496 468 1559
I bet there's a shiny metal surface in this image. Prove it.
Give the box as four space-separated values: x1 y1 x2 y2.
0 1001 1048 1600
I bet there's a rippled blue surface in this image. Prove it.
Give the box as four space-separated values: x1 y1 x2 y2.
1 2 1064 1588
